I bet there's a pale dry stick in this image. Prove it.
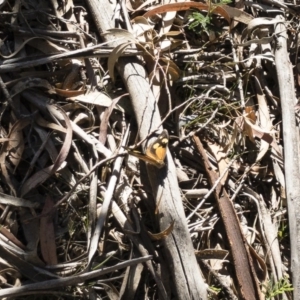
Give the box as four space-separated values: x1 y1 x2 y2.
235 31 285 47
88 165 98 250
229 167 250 202
0 256 152 298
188 209 217 233
242 18 287 43
144 54 174 127
120 0 133 33
264 85 279 108
186 157 236 221
221 69 226 90
88 128 129 265
131 50 164 146
184 189 209 199
174 47 206 55
133 95 201 148
229 33 245 108
90 1 208 298
242 190 282 284
161 60 174 114
139 57 173 136
149 49 173 104
192 84 230 94
274 16 300 300
113 0 122 28
227 163 252 199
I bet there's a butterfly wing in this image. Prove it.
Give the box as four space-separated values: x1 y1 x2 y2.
145 130 169 166
127 130 169 168
126 149 163 168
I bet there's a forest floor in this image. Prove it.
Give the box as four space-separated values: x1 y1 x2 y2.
0 0 297 299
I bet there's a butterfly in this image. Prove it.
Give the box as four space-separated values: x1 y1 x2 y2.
126 130 169 168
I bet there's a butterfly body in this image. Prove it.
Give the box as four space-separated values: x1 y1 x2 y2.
127 130 169 168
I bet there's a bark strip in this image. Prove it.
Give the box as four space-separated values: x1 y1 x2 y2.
193 135 262 300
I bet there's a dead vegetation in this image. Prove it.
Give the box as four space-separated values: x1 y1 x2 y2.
0 0 298 299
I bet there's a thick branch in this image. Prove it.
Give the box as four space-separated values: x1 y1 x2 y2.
84 0 207 298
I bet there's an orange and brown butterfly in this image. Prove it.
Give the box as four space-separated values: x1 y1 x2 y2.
126 130 169 168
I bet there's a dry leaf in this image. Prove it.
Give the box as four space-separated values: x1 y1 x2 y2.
40 196 57 265
68 91 113 107
55 88 85 97
144 2 231 24
10 78 53 98
207 141 229 185
20 105 73 196
99 94 128 144
108 41 141 82
148 220 175 240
